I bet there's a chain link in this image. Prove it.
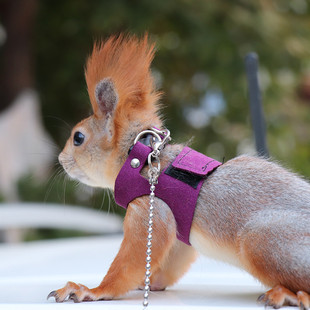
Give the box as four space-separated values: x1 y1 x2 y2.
142 180 156 309
142 128 170 309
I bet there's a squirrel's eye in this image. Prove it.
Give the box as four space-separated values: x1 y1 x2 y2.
73 131 85 146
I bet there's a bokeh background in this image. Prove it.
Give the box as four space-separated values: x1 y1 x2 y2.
1 0 310 241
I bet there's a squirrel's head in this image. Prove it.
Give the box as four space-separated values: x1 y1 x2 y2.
59 34 162 188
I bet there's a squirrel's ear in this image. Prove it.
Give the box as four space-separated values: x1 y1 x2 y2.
94 78 118 117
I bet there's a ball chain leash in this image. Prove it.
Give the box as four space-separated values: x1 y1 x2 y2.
136 127 171 309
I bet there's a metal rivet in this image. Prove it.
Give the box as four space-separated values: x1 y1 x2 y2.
130 158 140 168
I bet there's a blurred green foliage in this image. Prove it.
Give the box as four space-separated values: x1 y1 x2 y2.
13 0 310 236
35 0 310 169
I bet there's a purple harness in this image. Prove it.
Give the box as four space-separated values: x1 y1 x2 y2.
114 142 221 245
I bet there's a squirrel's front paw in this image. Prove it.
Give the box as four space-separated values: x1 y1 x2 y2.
47 281 97 303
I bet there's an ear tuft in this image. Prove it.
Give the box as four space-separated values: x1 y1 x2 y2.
95 78 118 117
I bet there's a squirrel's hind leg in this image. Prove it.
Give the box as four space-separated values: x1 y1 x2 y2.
238 211 310 309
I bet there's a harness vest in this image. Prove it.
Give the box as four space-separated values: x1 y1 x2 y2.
114 142 221 245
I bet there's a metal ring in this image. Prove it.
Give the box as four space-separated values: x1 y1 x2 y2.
133 130 162 145
151 127 171 146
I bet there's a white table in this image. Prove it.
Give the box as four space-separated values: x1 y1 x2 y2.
0 235 292 309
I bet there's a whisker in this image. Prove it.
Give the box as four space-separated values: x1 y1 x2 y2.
106 189 116 215
107 190 112 215
62 173 68 204
44 166 64 202
74 180 81 188
99 189 107 212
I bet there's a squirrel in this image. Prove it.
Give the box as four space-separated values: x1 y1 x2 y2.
49 34 310 309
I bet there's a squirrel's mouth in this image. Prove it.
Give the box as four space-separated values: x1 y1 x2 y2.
64 166 95 187
59 152 93 186
59 160 92 187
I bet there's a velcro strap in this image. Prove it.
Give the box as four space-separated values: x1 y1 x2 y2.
172 147 222 177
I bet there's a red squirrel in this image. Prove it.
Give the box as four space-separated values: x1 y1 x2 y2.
49 34 310 309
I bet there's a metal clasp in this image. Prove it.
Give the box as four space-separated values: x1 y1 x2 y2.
133 127 171 185
133 128 171 151
147 152 160 184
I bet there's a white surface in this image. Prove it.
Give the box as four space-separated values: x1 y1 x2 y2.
0 235 293 310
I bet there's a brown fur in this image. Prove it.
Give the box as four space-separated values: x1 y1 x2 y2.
52 34 310 309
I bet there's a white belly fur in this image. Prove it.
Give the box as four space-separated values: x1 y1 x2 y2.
189 228 242 269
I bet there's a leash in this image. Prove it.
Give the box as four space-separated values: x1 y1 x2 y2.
134 127 171 309
116 127 221 308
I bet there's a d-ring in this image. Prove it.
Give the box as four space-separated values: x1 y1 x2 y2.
133 130 162 145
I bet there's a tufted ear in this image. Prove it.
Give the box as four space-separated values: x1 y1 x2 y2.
94 78 118 118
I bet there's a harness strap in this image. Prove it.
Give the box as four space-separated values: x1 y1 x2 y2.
114 142 222 245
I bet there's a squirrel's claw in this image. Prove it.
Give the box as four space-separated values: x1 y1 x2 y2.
257 293 281 309
69 293 80 303
47 290 62 303
47 281 82 302
297 291 310 310
48 281 102 303
257 293 266 303
47 290 56 300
